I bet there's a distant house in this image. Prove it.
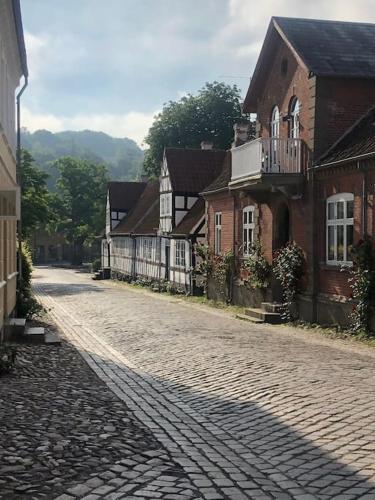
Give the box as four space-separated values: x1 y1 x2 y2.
0 0 28 335
107 145 226 292
203 16 375 326
102 181 146 268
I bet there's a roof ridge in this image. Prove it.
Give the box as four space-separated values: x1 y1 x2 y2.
273 16 375 27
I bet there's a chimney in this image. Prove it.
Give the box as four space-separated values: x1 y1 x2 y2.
200 140 214 150
232 121 251 148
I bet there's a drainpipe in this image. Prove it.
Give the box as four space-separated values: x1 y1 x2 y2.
16 75 28 289
360 161 367 237
309 166 318 323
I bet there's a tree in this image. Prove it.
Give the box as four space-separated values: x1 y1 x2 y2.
53 157 108 265
20 149 52 238
143 81 252 177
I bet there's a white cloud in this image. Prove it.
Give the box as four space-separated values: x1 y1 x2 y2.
24 32 47 80
21 107 158 146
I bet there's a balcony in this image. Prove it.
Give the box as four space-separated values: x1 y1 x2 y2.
230 138 307 194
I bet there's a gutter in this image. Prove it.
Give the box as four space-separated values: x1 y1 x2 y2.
313 151 375 170
16 75 28 287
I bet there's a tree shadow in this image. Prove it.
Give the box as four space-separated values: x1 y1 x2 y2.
34 283 106 297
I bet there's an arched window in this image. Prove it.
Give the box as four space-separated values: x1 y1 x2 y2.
289 97 300 139
270 106 280 138
243 206 255 256
326 193 354 265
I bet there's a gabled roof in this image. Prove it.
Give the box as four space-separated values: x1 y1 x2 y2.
171 198 205 236
108 181 146 211
201 152 231 195
318 106 375 166
111 180 159 236
244 17 375 112
165 148 226 193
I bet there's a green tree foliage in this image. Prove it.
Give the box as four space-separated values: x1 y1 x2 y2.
143 81 251 177
53 157 108 265
20 149 52 238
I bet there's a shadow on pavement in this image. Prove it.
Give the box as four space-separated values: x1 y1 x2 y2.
76 343 375 499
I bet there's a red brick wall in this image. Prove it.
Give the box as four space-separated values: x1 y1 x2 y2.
256 33 313 151
315 160 375 297
314 78 375 159
206 193 234 253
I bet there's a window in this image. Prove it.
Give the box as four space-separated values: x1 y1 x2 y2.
270 106 280 138
326 193 354 265
175 240 186 267
214 212 222 254
289 97 300 139
143 238 152 260
243 206 255 256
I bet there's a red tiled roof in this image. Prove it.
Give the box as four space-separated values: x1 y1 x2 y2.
111 180 159 235
171 198 205 236
165 148 226 193
319 106 375 165
108 181 146 211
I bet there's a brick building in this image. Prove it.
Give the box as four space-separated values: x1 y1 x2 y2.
0 0 27 335
203 17 375 326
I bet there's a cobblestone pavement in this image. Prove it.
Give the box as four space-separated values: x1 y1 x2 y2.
0 332 201 499
32 266 375 499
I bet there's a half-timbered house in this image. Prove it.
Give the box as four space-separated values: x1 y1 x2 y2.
101 181 146 269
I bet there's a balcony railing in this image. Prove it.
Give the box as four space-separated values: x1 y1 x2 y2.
231 137 306 182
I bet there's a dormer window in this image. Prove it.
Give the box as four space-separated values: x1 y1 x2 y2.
271 106 280 138
289 97 300 139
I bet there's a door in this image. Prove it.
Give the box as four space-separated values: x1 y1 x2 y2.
165 244 170 280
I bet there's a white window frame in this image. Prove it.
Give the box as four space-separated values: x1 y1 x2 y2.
214 212 222 255
271 106 280 138
290 97 300 139
143 238 152 260
326 193 354 266
243 206 255 256
175 240 186 268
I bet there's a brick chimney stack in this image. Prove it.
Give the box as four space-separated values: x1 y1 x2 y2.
232 122 251 148
200 140 214 150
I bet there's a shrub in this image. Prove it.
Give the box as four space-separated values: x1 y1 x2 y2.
348 237 374 336
17 243 44 320
91 257 101 273
273 242 305 320
242 242 272 289
0 345 17 375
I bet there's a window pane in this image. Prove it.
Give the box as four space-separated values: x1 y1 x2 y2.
337 225 344 260
243 211 247 225
346 224 354 259
243 229 247 254
248 210 253 224
346 200 354 219
249 228 253 246
328 226 335 260
328 203 334 220
337 201 344 219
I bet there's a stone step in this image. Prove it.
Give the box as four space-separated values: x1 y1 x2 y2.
236 313 264 324
24 326 45 343
44 331 61 345
245 307 282 324
3 318 27 340
261 302 284 313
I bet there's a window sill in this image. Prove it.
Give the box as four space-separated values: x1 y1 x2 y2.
319 262 352 271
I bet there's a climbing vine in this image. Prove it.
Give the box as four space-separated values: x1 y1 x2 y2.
348 237 374 336
241 242 272 289
194 244 234 301
273 242 305 321
193 243 214 295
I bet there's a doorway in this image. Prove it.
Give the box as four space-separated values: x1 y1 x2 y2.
274 202 290 250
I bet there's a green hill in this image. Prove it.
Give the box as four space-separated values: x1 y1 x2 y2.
21 129 144 189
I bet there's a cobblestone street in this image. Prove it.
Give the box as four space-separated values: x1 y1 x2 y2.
30 266 375 499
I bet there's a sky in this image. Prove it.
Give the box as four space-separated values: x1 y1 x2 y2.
21 0 375 147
